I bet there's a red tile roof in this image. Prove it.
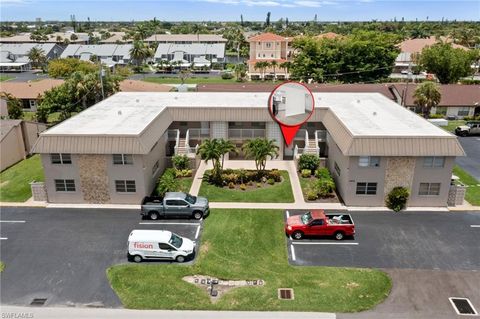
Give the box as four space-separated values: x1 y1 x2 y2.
400 36 468 54
0 79 64 99
247 59 288 64
247 32 287 42
394 84 480 107
315 32 341 39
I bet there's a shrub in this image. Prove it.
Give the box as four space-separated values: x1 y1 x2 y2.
239 183 247 190
228 182 235 189
301 169 312 178
222 173 239 184
256 183 262 188
156 169 179 196
315 167 330 179
428 113 445 119
316 178 335 197
298 154 320 171
306 188 318 201
175 169 192 178
386 187 410 212
247 181 253 186
268 169 282 182
221 72 234 79
267 178 275 185
172 155 190 170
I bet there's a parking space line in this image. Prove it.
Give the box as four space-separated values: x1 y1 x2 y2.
195 225 201 239
0 220 25 223
286 210 290 218
0 238 7 240
291 242 359 245
139 222 200 226
471 225 480 228
290 244 296 261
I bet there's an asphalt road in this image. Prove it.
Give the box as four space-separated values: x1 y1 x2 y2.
0 71 49 82
286 210 480 271
0 207 204 308
456 136 480 181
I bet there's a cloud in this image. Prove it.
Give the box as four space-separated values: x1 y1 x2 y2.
198 0 339 7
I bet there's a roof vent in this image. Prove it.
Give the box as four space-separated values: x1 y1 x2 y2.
373 111 377 116
136 99 139 103
357 99 361 103
118 110 122 115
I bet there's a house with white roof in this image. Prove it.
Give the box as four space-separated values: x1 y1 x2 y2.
60 44 133 67
0 43 64 72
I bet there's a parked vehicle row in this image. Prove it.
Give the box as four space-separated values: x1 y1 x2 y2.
455 121 480 137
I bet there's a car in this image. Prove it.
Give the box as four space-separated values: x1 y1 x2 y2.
141 192 210 220
285 210 355 240
127 229 195 263
455 121 480 136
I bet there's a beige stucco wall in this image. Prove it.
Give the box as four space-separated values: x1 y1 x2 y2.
0 126 26 171
78 154 111 204
326 134 350 204
22 121 47 153
41 154 84 203
142 131 168 196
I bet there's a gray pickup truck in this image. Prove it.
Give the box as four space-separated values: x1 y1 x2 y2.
141 192 210 220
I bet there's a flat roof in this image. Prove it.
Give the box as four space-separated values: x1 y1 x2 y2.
44 92 449 137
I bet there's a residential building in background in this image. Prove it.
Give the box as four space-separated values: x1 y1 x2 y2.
1 119 47 171
151 34 227 68
0 32 91 44
247 32 292 80
0 79 65 111
32 92 464 207
60 44 133 67
0 43 64 72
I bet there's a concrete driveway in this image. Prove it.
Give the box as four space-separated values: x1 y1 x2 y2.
286 210 480 271
456 136 480 180
0 207 204 308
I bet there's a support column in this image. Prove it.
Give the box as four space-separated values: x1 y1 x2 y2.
266 121 283 160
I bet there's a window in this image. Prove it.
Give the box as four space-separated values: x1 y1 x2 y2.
152 161 159 174
51 153 72 164
266 42 272 48
310 219 324 226
115 180 136 193
29 100 37 109
436 107 447 115
334 162 341 176
358 156 380 167
55 179 76 192
419 183 441 195
457 107 470 117
165 199 187 206
423 156 445 168
113 154 133 165
356 182 377 195
159 243 173 250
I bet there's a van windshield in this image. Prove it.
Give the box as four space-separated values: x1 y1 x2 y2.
169 233 183 248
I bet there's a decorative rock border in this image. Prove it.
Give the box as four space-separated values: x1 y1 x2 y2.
183 275 265 302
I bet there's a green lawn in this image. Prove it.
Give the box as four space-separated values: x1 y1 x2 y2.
23 111 63 124
143 76 237 84
198 171 294 202
107 209 391 311
0 155 44 202
0 262 4 272
179 177 194 193
0 75 13 82
444 120 466 133
453 165 480 206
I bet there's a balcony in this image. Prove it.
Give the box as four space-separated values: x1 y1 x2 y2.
228 129 266 140
187 128 210 140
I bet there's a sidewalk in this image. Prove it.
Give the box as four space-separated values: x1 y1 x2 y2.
0 307 335 319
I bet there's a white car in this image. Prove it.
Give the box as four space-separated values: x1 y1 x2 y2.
128 230 195 263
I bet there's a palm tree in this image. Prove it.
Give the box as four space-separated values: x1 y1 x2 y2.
279 61 291 79
218 139 237 169
192 23 201 42
413 81 441 119
130 41 151 71
270 60 278 81
234 63 246 81
254 61 268 80
242 138 279 172
197 139 223 182
27 47 46 69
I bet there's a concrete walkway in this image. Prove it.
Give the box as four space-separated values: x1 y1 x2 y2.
0 307 335 319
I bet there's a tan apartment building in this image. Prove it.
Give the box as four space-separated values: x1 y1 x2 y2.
32 92 464 207
247 33 292 80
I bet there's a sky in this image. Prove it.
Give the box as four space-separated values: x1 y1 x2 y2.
1 0 479 22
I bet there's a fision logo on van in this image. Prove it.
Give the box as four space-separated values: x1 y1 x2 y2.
133 242 154 249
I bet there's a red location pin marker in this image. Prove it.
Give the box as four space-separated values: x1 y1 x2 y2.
268 81 315 146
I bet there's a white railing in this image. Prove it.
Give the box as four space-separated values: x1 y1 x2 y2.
304 130 309 146
228 129 265 139
187 128 210 139
294 129 306 140
185 129 190 148
173 129 180 154
315 130 327 142
293 145 299 158
167 129 179 140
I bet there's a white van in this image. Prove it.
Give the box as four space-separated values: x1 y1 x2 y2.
127 230 195 263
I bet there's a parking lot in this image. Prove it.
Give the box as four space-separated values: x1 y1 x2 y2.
456 136 480 180
286 210 480 270
0 207 204 308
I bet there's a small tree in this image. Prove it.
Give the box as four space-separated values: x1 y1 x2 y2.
27 47 47 69
270 60 278 81
156 169 180 196
197 139 223 184
0 92 23 119
413 81 441 118
242 138 279 172
234 63 246 82
386 187 410 212
172 154 190 170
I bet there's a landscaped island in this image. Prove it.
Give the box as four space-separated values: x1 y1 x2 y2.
107 209 392 311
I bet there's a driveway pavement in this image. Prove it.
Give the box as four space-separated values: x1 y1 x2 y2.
456 136 480 180
0 71 49 82
0 207 204 308
286 210 480 270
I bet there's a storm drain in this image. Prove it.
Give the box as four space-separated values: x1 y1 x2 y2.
278 288 294 300
449 298 478 315
30 298 47 306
